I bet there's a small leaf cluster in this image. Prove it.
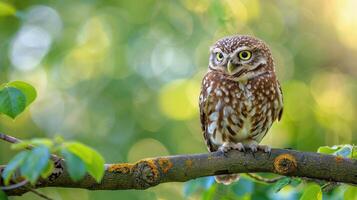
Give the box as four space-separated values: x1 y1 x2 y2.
318 144 357 159
1 137 105 186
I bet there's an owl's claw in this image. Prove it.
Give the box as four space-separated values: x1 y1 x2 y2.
219 142 246 155
260 145 272 158
244 144 271 158
258 145 271 153
247 143 258 152
246 143 258 158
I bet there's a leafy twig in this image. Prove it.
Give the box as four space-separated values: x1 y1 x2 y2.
0 180 28 190
0 132 59 160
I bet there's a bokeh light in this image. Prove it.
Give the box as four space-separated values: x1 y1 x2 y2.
1 0 356 199
159 79 199 120
332 0 357 50
9 6 61 71
127 138 169 162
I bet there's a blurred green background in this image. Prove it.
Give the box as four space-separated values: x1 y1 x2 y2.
0 0 357 199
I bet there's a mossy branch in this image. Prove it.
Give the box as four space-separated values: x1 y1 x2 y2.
1 148 357 196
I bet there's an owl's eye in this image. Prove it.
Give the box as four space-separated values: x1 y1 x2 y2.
238 50 252 60
216 52 224 62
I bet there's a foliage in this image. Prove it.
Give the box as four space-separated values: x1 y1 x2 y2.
344 186 357 200
0 81 104 199
318 144 357 159
300 183 322 200
271 177 301 193
2 137 105 186
0 190 8 200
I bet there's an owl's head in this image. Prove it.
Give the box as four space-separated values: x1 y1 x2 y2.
208 35 274 80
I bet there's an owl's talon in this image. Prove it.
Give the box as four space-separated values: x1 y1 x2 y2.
218 143 245 154
247 143 258 152
258 145 271 153
232 143 245 152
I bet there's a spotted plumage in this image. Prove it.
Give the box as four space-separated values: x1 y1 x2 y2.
199 35 283 185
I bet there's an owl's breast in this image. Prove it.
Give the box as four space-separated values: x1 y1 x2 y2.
201 72 281 146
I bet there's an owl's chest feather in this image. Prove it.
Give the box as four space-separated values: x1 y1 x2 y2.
201 72 280 146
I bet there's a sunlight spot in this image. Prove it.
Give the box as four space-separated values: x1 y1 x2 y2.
10 25 51 71
182 0 210 14
127 138 169 163
60 16 112 86
9 6 62 71
158 79 199 120
332 0 357 50
311 72 355 133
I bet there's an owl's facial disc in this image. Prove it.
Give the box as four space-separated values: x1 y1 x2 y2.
208 46 267 79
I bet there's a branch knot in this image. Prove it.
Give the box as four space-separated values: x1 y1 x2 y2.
273 154 297 175
132 160 159 189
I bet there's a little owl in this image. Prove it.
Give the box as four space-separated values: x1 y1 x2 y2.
199 35 283 185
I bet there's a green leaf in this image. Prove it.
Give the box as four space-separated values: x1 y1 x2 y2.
318 145 354 158
290 178 302 187
300 183 322 200
0 190 8 200
40 161 54 179
183 177 214 197
183 179 201 197
317 146 338 155
0 87 26 119
344 186 357 200
63 142 105 182
7 81 37 106
352 145 357 159
0 2 16 16
11 138 53 150
202 184 217 200
11 141 30 150
29 138 54 148
20 145 51 184
272 177 291 193
336 145 352 158
60 149 86 181
2 151 28 185
232 177 254 196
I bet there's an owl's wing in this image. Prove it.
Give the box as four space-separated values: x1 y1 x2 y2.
277 81 284 121
199 87 217 152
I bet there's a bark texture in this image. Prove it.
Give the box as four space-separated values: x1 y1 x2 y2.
2 148 357 196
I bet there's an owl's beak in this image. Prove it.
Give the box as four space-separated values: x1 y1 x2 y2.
227 60 237 74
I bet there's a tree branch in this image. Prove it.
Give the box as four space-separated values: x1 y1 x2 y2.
1 148 357 196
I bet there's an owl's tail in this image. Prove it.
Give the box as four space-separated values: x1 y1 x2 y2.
214 174 240 185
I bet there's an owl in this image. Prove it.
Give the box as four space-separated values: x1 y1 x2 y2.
199 35 283 185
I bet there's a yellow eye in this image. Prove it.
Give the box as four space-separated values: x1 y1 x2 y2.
238 50 252 60
216 52 224 61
